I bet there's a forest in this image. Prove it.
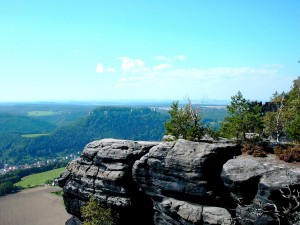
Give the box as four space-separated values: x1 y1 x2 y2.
0 103 227 165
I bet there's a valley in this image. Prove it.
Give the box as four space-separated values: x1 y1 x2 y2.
0 102 227 166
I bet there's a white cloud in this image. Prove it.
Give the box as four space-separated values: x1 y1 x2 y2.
106 68 116 73
114 65 291 100
111 55 295 100
154 64 172 71
155 55 172 62
262 64 284 69
174 54 186 61
96 64 104 73
119 57 145 72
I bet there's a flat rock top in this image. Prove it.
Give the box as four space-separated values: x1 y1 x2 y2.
82 138 159 160
237 154 300 173
222 154 300 187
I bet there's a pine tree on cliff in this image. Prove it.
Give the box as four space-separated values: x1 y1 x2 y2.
164 99 204 141
220 91 263 140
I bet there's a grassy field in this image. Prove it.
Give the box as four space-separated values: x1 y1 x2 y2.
15 167 66 188
27 110 59 116
21 133 51 138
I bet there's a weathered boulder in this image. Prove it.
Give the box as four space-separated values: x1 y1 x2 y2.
133 139 240 205
58 138 159 224
65 216 82 225
222 155 300 224
133 139 241 224
153 197 232 225
59 138 300 225
221 157 268 204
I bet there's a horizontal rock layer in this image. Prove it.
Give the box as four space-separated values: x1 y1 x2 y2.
59 139 300 225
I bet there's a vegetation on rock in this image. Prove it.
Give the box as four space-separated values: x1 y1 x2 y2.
81 197 117 225
164 100 204 141
165 76 300 162
220 91 263 140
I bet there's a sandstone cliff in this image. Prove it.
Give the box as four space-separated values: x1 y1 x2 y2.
58 139 300 225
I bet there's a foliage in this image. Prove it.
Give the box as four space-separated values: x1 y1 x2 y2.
0 182 18 196
220 91 263 140
0 107 169 164
285 80 300 142
263 77 300 143
0 161 68 196
15 167 65 189
241 142 268 157
0 103 228 165
164 100 204 141
81 197 117 225
263 92 287 142
274 144 300 162
0 113 55 134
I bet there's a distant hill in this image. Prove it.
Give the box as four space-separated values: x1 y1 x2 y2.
0 104 228 165
0 113 55 134
0 107 169 165
0 103 95 126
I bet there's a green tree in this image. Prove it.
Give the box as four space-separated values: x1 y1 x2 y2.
0 182 18 196
263 92 287 142
263 77 300 143
220 91 263 140
81 197 116 225
164 100 204 141
285 77 300 142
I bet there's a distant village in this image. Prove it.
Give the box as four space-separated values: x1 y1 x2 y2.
0 152 81 175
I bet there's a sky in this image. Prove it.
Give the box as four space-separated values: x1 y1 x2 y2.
0 1 299 103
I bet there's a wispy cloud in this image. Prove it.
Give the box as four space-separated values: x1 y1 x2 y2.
119 57 145 72
95 55 292 100
155 55 173 62
174 54 186 61
154 64 172 71
96 64 116 73
106 68 116 73
262 64 284 69
96 63 104 73
115 62 289 100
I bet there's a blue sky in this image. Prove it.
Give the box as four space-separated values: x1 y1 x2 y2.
0 1 299 102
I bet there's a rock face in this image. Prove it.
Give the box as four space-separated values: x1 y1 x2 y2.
59 139 300 225
132 139 240 224
58 139 159 225
222 155 300 225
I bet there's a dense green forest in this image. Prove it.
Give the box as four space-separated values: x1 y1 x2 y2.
0 103 96 126
0 113 55 134
0 104 227 165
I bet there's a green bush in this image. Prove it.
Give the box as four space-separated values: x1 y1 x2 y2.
81 197 117 225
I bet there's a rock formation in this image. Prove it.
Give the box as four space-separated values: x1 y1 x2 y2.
58 139 300 225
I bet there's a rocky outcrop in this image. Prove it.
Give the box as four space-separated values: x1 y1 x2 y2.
132 139 240 224
59 139 300 225
222 155 300 224
58 139 159 224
